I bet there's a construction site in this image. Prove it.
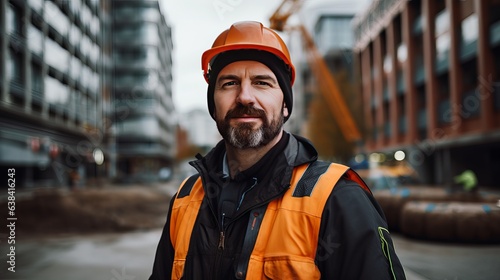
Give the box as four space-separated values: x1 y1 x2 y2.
1 0 500 279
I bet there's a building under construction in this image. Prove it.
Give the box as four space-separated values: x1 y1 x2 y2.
353 0 500 187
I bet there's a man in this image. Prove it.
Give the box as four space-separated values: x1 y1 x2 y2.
150 21 406 280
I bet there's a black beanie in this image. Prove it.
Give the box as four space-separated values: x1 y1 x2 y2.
206 49 293 122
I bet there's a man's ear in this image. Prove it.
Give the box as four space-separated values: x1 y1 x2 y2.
283 103 289 118
212 108 217 120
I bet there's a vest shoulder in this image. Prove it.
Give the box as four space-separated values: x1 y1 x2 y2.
176 174 200 198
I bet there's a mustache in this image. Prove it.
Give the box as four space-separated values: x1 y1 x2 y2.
225 104 266 119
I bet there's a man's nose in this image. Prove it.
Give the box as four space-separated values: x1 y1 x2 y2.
236 81 255 106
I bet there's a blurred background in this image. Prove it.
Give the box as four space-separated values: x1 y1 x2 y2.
1 0 500 279
2 0 500 190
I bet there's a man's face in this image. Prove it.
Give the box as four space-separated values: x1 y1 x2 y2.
213 60 289 149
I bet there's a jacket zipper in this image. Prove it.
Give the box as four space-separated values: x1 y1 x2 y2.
192 160 292 278
218 177 257 251
218 212 226 250
191 161 226 279
213 210 227 279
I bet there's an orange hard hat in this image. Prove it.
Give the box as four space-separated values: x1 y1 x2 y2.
201 21 295 85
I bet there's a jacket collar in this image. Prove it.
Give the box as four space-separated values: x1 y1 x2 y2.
189 132 319 211
190 132 318 177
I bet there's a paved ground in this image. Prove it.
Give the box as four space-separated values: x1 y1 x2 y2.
2 181 499 279
394 234 500 280
1 229 500 280
0 230 161 280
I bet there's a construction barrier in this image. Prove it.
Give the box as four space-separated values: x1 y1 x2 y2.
373 187 500 231
373 187 450 231
400 201 500 243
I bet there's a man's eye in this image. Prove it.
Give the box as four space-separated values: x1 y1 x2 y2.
222 81 238 87
255 81 271 86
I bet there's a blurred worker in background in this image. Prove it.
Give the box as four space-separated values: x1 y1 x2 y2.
150 21 405 279
454 169 478 192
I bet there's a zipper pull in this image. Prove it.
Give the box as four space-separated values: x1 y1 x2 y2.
219 212 226 250
218 231 225 250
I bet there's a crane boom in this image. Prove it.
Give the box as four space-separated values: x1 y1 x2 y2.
270 0 362 143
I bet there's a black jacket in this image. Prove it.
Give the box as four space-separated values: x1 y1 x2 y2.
150 133 406 279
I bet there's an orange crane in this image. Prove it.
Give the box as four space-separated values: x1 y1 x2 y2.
269 0 362 143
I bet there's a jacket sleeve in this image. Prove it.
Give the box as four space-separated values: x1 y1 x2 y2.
315 178 406 279
149 196 176 280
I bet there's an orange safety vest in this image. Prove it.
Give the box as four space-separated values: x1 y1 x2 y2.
169 162 370 279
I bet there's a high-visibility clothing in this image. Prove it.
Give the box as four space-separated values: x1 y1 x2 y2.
170 162 369 279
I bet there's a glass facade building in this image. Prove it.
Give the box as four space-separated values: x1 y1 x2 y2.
1 0 105 187
111 0 176 183
0 0 176 187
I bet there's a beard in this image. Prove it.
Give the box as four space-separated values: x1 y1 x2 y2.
216 104 284 149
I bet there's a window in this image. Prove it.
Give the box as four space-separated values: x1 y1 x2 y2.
437 73 451 124
90 42 100 64
80 94 87 120
315 16 354 53
28 25 44 55
435 9 450 35
435 9 450 64
7 49 22 83
80 4 92 29
383 55 392 74
31 64 43 93
80 65 92 87
114 72 150 86
436 33 450 62
81 35 92 58
6 4 22 35
92 71 100 93
397 43 407 63
461 14 478 44
28 0 43 12
70 57 82 81
113 6 159 21
44 76 69 105
461 90 480 119
114 23 158 42
116 117 159 137
90 0 100 9
31 64 43 102
91 16 100 37
115 48 147 60
69 25 82 46
45 1 69 36
44 38 69 72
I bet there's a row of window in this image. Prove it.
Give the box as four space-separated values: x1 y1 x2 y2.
114 115 175 140
113 46 162 69
7 2 101 76
41 0 100 39
363 3 500 142
8 1 100 45
112 6 161 23
5 45 99 101
113 23 161 46
315 16 355 53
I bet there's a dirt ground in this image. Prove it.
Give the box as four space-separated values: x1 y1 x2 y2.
0 185 173 239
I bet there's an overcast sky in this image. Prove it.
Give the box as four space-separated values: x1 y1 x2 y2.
159 0 372 114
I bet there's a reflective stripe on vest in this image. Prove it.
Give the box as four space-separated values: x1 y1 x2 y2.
169 162 369 279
